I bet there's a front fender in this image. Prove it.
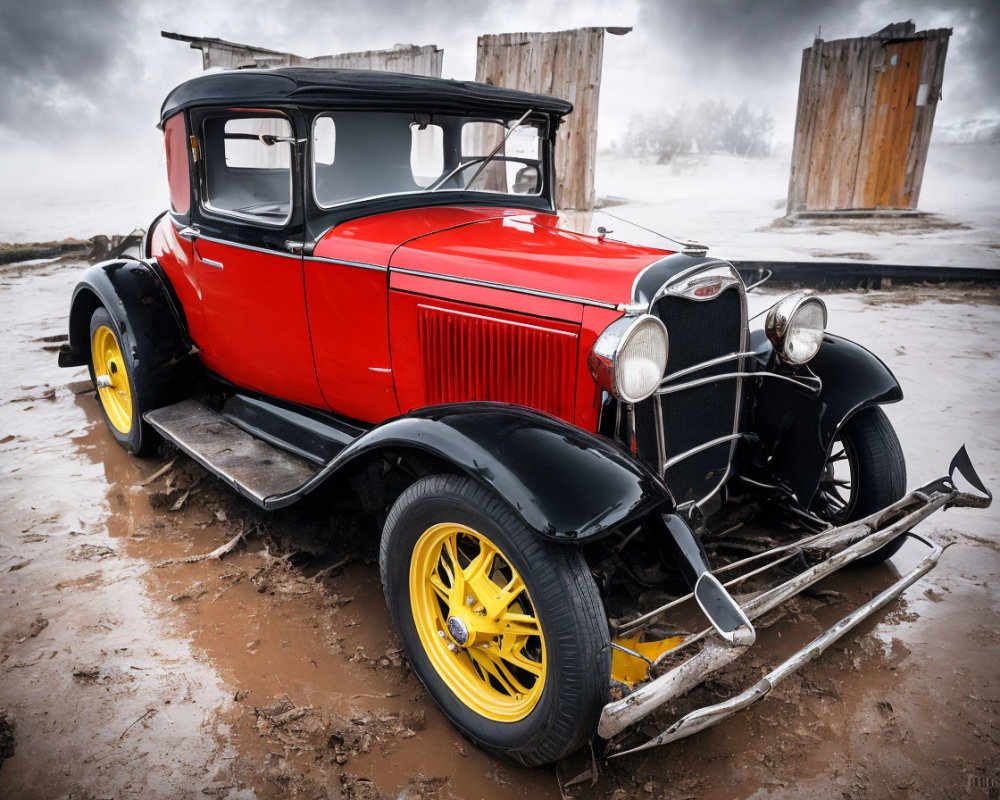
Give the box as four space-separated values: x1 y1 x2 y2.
59 259 191 390
751 333 903 507
272 403 675 542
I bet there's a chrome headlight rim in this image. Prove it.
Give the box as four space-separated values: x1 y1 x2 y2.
589 313 669 404
765 291 828 365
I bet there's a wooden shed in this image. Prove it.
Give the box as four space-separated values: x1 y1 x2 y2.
476 27 630 211
786 21 951 215
162 31 443 77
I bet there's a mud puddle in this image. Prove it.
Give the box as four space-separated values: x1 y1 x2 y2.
2 259 999 799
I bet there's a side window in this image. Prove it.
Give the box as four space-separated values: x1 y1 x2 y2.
202 115 293 224
163 113 190 215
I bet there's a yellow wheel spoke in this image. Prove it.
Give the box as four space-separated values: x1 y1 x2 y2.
463 538 497 590
468 647 530 697
498 611 541 638
441 534 464 601
495 637 544 677
428 572 451 605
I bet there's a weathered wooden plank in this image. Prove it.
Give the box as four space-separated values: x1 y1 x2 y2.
476 28 607 210
789 24 951 213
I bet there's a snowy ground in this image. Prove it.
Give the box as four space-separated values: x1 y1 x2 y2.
586 141 1000 269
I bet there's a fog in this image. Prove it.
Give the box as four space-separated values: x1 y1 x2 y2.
1 0 997 240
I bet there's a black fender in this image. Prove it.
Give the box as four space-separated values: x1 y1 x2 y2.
59 259 192 394
750 333 903 507
273 403 675 542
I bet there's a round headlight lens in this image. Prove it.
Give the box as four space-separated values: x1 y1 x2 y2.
784 300 826 364
765 292 827 365
589 314 668 403
617 318 669 401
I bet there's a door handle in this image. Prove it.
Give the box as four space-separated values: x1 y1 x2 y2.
201 256 224 270
177 225 200 241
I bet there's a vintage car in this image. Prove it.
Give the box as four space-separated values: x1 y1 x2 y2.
58 68 990 766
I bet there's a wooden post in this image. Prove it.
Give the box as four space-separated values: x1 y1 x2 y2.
476 27 628 211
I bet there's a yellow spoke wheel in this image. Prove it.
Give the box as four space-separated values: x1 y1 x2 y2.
91 323 133 434
409 523 546 722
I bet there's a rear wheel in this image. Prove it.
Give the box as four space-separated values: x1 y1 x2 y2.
811 406 907 565
380 475 610 765
88 307 159 455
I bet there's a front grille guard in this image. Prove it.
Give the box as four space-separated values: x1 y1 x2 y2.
598 446 992 756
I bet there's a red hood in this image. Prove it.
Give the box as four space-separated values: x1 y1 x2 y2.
313 206 671 307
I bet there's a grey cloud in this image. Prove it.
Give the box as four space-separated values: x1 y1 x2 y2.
0 0 144 132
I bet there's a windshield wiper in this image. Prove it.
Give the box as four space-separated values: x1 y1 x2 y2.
426 108 534 193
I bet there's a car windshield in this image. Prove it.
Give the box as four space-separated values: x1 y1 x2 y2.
311 111 544 207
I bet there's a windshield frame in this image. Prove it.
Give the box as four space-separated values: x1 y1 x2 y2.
307 109 552 212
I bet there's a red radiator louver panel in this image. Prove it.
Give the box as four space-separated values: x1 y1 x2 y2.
417 304 578 422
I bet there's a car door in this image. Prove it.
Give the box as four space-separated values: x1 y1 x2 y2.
188 108 326 409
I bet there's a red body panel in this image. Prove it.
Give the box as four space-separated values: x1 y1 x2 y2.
387 209 669 308
304 259 400 421
193 237 324 407
151 217 205 344
155 204 671 431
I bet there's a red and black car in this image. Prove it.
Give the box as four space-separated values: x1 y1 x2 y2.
58 68 990 765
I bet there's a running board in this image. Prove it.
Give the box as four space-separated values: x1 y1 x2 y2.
145 399 320 507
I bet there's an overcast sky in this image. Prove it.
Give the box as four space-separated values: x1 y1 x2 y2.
1 0 997 239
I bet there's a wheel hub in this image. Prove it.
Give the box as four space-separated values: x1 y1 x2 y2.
446 615 471 646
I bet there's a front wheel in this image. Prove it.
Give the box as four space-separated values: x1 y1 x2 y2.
379 475 611 766
811 406 907 564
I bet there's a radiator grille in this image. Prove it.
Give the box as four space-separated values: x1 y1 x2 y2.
418 305 578 421
635 286 744 504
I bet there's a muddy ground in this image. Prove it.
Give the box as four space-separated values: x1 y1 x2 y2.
1 259 998 799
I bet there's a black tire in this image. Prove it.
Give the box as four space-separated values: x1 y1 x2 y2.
811 406 907 565
87 306 160 456
379 475 610 766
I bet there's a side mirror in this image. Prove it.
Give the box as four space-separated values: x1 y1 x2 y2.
512 165 539 194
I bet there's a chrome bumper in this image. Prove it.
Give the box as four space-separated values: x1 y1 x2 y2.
599 447 991 755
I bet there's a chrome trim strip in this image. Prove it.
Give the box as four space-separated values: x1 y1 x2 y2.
656 370 821 396
663 433 744 470
659 351 755 384
194 233 303 261
305 254 386 272
653 399 668 477
390 266 619 310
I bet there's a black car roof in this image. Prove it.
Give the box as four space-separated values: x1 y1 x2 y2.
159 68 573 126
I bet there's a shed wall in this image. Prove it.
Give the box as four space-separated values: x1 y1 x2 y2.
787 25 950 213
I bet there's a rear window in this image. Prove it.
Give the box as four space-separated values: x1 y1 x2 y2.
163 113 190 215
201 114 293 225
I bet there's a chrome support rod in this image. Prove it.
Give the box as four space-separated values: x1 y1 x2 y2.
598 469 987 739
609 533 943 755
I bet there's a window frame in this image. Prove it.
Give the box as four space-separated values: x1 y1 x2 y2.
198 109 296 229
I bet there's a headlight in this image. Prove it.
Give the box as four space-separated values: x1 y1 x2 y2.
589 314 669 403
765 292 828 365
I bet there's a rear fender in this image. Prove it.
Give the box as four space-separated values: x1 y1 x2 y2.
274 403 675 542
60 259 192 393
752 333 903 507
